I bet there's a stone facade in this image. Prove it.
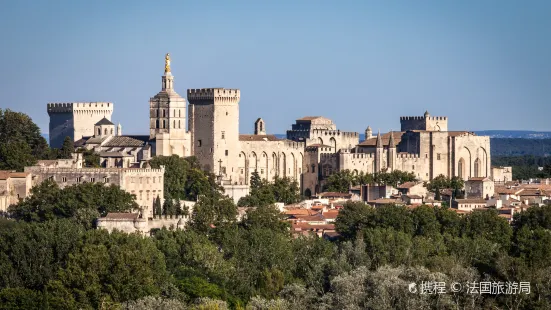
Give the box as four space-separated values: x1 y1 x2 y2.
301 112 491 196
47 102 113 148
45 55 496 203
0 171 32 212
465 177 495 199
492 166 513 184
24 165 165 218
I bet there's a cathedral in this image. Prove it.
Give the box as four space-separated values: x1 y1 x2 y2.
48 54 492 202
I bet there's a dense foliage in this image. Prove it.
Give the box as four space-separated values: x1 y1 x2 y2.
237 171 301 207
150 155 223 201
492 155 551 180
491 138 551 156
8 180 138 228
323 169 417 193
4 174 551 309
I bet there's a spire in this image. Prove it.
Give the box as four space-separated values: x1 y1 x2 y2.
117 123 122 136
389 130 395 148
376 130 383 148
424 110 430 118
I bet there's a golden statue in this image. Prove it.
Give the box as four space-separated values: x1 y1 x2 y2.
164 53 171 73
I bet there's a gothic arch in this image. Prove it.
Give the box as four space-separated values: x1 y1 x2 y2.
281 152 287 177
289 152 296 179
474 158 481 178
479 147 489 177
329 137 337 152
317 137 324 145
272 152 278 179
458 158 465 179
262 151 268 179
250 152 258 171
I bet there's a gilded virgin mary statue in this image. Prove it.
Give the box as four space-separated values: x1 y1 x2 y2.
165 53 171 73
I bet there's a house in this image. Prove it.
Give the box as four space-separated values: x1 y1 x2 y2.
360 184 397 202
0 171 32 212
322 210 340 223
404 195 423 205
396 182 428 197
465 177 495 199
291 223 336 238
452 199 488 212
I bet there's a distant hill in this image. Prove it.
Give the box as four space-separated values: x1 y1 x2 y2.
474 130 551 139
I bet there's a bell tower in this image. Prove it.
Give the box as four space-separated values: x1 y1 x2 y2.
149 53 190 157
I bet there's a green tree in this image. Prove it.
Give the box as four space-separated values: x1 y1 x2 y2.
77 148 101 168
9 180 138 223
190 192 238 233
59 136 74 159
335 201 374 239
424 174 450 201
153 196 162 217
0 109 50 164
0 140 36 171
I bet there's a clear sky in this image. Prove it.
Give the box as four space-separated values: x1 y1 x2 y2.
1 0 550 135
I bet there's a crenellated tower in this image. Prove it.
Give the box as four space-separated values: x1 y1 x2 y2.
400 110 448 132
47 102 113 148
187 88 241 178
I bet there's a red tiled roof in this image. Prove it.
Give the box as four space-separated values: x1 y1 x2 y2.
397 182 420 189
318 192 352 198
358 132 404 147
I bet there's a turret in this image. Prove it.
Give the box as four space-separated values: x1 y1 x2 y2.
254 118 266 135
117 123 122 136
375 131 383 173
388 131 396 171
365 126 372 140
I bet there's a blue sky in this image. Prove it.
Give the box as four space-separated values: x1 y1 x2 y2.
1 0 550 135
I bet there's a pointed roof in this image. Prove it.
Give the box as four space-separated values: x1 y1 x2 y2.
376 131 383 148
95 117 114 126
389 131 395 148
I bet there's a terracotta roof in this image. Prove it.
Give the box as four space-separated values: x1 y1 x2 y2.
367 198 400 205
358 131 404 147
104 213 139 220
406 195 423 199
239 134 281 142
322 210 339 219
103 136 145 147
284 209 319 216
495 187 522 195
397 182 420 189
294 214 326 222
519 189 549 196
85 136 108 144
0 171 29 180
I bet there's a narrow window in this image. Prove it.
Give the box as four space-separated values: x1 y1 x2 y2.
62 177 67 182
261 168 264 174
225 150 228 156
221 131 225 139
90 177 95 182
412 165 415 170
437 153 441 160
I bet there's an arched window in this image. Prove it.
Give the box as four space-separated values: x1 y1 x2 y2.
173 120 176 128
104 128 107 135
163 120 166 128
110 129 113 135
97 128 101 136
163 110 166 117
156 119 159 128
179 120 181 128
179 110 181 117
458 158 465 179
260 122 263 131
474 158 480 178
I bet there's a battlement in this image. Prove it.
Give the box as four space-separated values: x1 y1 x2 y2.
312 129 359 137
320 153 338 160
282 140 303 149
187 88 240 102
35 166 165 174
47 102 113 113
398 153 420 159
348 153 374 159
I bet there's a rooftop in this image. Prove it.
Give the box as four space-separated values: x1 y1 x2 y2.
239 134 281 142
95 117 114 126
